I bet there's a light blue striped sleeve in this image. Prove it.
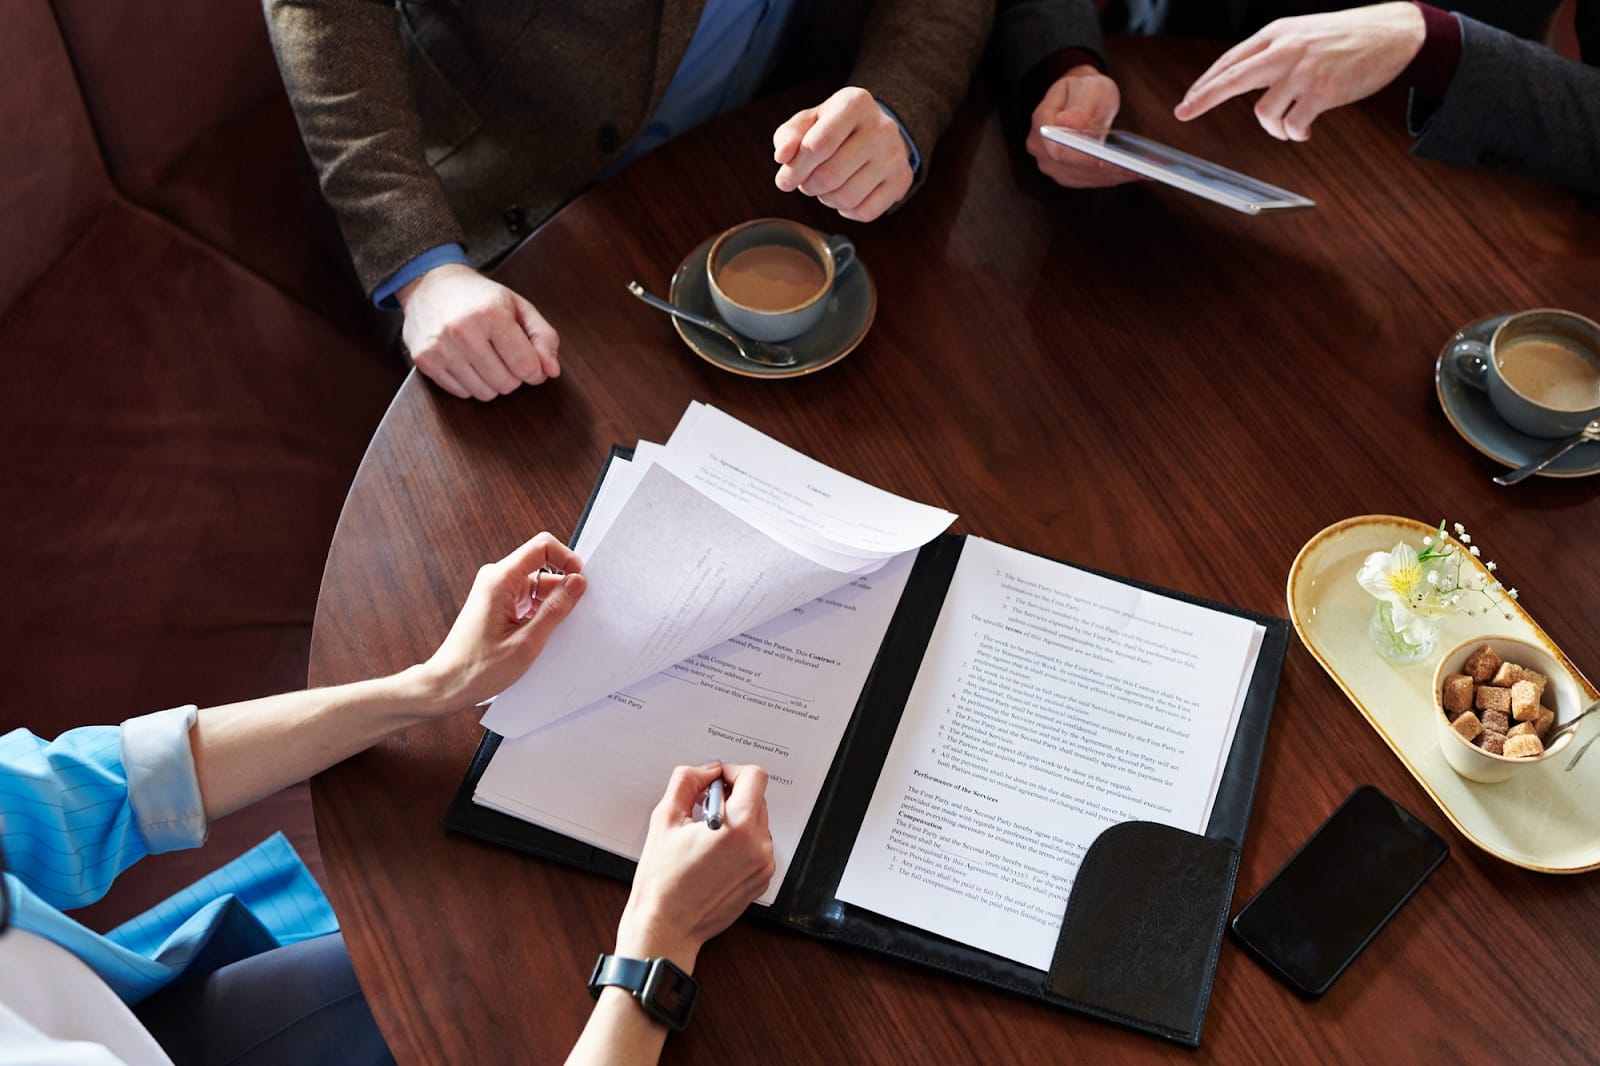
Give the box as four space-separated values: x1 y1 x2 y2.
0 706 204 910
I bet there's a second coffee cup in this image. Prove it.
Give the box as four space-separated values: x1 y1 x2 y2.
707 219 855 342
1448 308 1600 438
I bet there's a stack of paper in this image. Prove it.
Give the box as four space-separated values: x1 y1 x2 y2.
474 403 957 904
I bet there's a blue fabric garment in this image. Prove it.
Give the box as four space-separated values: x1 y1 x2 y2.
611 0 799 172
373 241 469 310
1 708 338 1004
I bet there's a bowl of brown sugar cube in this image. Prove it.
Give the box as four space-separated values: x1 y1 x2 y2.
1433 637 1582 783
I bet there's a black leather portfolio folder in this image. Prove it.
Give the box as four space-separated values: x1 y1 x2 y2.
446 447 1290 1046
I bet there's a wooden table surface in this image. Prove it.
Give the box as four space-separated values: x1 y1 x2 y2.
308 36 1600 1065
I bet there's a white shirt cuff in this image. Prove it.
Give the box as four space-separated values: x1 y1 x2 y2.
119 704 208 854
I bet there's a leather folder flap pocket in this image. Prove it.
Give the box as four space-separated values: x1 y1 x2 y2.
1043 821 1239 1047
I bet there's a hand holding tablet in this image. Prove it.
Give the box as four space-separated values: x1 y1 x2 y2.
1038 126 1315 215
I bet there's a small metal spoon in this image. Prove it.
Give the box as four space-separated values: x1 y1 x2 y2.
626 281 798 368
1493 419 1600 486
1549 697 1600 771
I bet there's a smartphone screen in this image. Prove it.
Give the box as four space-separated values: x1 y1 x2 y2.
1230 785 1448 997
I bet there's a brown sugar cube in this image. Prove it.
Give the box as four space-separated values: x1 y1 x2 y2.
1503 734 1545 758
1475 686 1512 714
1442 674 1476 715
1534 709 1556 738
1510 680 1542 721
1480 709 1510 735
1520 668 1548 700
1451 712 1483 742
1463 644 1502 683
1481 733 1507 755
1508 721 1538 738
1489 662 1524 688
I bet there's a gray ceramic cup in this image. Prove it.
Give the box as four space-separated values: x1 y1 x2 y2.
706 218 855 342
1447 309 1600 438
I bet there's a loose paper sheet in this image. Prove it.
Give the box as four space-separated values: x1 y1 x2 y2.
664 402 957 563
835 538 1265 970
482 404 955 737
482 463 852 736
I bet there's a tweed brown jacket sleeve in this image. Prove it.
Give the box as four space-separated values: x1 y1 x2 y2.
842 0 996 191
264 0 466 298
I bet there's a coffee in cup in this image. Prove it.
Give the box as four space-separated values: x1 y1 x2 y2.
1449 308 1600 438
706 219 855 342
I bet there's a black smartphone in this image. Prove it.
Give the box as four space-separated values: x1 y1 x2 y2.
1230 785 1448 998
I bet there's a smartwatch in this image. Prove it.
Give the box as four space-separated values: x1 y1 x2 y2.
587 954 698 1031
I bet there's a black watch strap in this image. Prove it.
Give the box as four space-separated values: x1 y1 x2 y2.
588 954 698 1032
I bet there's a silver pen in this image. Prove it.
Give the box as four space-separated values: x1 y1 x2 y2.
704 778 725 831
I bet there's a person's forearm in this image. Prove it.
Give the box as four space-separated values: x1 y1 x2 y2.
563 896 704 1064
190 666 449 821
564 989 671 1066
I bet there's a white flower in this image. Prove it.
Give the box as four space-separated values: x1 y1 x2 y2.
1423 536 1434 546
1486 561 1497 572
1454 522 1465 535
1461 533 1472 544
1469 545 1480 557
1359 543 1449 641
1359 542 1423 605
1426 571 1438 585
1508 588 1519 600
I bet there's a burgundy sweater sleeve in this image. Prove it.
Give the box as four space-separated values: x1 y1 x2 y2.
1400 3 1464 105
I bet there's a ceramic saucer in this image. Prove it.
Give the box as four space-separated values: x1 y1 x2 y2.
667 237 876 379
1434 313 1600 479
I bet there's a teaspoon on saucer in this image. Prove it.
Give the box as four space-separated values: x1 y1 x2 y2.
1493 419 1600 486
626 281 798 368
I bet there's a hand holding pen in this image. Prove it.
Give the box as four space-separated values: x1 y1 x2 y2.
614 762 776 970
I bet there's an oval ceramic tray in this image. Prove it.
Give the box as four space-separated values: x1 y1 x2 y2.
1288 515 1599 873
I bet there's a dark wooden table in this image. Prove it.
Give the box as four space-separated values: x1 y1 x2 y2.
309 36 1600 1065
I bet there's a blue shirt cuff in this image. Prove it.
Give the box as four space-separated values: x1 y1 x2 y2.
373 243 470 310
878 102 922 176
120 705 206 854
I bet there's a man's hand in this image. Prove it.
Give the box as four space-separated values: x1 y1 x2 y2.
1174 2 1426 142
397 263 561 400
1026 65 1140 188
416 532 586 712
615 762 776 970
773 87 913 222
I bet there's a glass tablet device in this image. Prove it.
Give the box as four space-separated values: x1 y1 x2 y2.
1039 126 1315 215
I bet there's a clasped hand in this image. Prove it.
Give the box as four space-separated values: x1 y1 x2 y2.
773 86 915 223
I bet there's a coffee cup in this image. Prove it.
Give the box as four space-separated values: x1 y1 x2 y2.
706 219 855 343
1447 309 1600 438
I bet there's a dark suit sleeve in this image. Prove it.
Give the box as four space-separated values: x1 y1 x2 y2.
844 0 996 195
1409 13 1600 196
989 0 1106 141
263 0 466 298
